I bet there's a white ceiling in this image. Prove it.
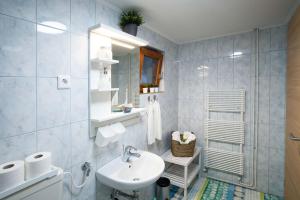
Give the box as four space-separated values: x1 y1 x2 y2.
108 0 298 44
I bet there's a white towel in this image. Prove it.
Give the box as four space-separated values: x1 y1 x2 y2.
147 102 155 145
172 131 196 144
153 100 162 141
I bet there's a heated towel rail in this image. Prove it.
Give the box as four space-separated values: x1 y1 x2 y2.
204 90 245 177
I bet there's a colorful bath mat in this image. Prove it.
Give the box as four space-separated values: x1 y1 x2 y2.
194 178 282 200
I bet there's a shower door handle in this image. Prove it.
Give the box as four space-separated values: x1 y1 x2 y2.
289 133 300 141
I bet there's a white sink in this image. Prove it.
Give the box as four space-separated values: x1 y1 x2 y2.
96 150 165 190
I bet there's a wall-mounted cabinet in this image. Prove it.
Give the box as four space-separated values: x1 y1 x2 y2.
88 23 149 137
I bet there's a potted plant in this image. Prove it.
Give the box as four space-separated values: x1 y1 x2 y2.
119 9 144 36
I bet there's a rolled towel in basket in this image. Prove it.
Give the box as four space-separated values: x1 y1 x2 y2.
172 131 196 144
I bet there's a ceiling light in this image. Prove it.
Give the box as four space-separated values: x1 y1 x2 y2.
111 39 135 49
37 21 66 34
90 24 148 47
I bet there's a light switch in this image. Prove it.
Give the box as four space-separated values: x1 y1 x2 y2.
57 75 71 89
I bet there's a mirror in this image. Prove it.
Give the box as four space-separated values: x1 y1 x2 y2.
111 45 140 108
139 47 163 93
89 24 149 137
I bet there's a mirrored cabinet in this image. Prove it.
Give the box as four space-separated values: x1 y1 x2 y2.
88 24 149 137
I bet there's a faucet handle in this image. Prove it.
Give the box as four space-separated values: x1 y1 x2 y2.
125 145 137 152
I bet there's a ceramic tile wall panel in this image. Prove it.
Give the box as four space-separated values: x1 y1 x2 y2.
177 27 287 196
37 28 70 77
0 0 178 199
0 77 36 138
0 0 36 21
0 14 36 77
37 0 70 30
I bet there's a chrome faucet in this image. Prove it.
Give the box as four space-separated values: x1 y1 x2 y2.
122 145 141 162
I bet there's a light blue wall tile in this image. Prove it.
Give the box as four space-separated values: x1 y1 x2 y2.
269 147 285 174
71 121 94 165
95 0 120 29
234 32 254 55
96 142 122 168
190 60 205 83
71 0 95 35
269 124 285 150
203 58 218 89
0 77 36 138
256 146 269 192
258 53 271 78
37 78 70 130
0 133 36 164
71 34 88 78
270 50 286 77
270 26 287 51
258 78 270 124
259 29 271 53
178 80 191 99
218 57 233 80
193 41 204 59
268 171 284 196
0 0 36 21
189 98 204 121
71 78 88 122
258 123 269 148
178 117 191 131
37 0 70 30
0 15 36 76
37 28 70 77
233 55 251 90
203 39 218 59
218 36 234 57
257 168 269 193
37 124 71 169
269 76 285 125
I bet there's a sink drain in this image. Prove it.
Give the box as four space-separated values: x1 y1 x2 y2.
133 178 140 181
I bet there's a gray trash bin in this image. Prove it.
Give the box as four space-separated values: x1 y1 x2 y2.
156 177 170 200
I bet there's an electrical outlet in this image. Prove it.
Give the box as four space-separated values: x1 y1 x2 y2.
57 75 71 89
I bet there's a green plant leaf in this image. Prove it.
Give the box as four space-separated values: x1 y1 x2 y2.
119 9 144 28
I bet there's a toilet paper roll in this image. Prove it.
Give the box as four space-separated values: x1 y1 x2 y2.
0 160 24 192
25 152 51 180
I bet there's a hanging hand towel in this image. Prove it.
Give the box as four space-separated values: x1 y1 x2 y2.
147 101 155 145
153 100 162 141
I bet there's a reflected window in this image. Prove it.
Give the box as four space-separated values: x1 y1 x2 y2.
139 47 163 92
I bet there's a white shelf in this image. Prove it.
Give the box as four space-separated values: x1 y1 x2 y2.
0 166 59 199
91 88 119 93
163 163 200 188
92 107 146 122
161 147 201 167
90 23 148 47
161 147 201 200
91 58 119 65
91 108 146 133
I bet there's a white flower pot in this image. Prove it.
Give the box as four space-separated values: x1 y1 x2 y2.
150 88 155 93
142 88 148 94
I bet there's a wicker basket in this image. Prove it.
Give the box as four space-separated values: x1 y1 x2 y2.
171 132 196 157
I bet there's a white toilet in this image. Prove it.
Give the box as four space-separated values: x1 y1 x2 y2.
3 168 63 200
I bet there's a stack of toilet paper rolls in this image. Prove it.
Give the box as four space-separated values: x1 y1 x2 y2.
0 152 52 192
